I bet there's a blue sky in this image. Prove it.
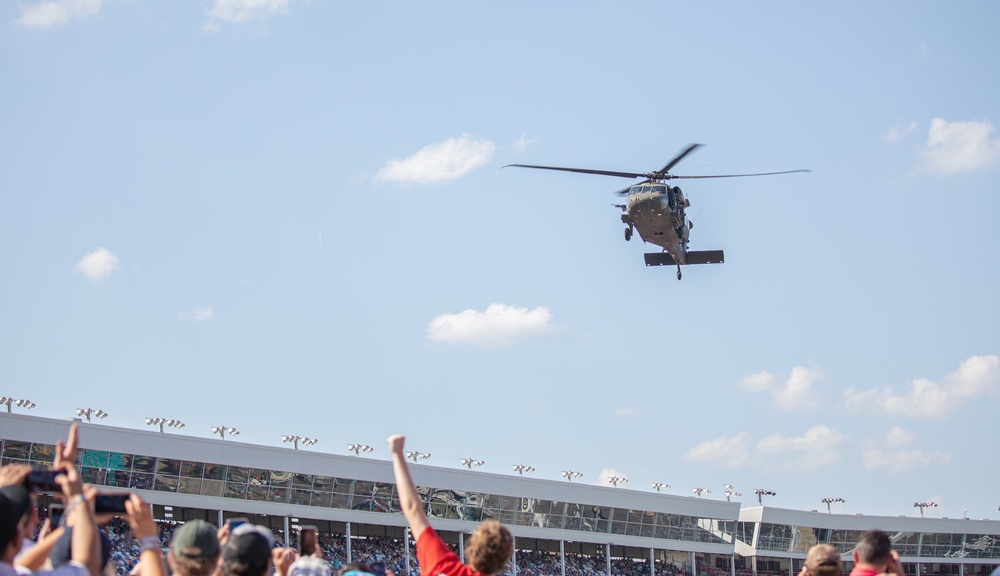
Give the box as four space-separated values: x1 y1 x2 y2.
2 1 999 520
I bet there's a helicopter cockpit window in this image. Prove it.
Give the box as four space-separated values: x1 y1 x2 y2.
653 185 667 194
641 185 652 193
629 186 641 194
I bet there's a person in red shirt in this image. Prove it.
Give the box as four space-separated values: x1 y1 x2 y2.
387 435 512 576
848 530 905 576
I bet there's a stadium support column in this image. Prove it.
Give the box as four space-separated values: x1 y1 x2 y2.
284 517 290 544
218 510 223 528
512 536 518 576
346 522 352 563
606 543 611 576
650 548 655 576
689 552 696 576
459 532 464 563
731 554 736 576
404 527 410 575
560 540 566 576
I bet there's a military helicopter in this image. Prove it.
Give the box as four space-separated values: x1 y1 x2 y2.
505 144 810 279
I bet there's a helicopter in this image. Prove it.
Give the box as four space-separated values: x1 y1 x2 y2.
505 144 810 279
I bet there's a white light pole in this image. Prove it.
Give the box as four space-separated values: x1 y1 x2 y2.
1 397 35 413
145 418 184 433
607 476 628 487
561 470 583 481
406 450 430 463
693 487 711 498
724 484 742 502
512 464 535 476
282 435 318 450
212 426 240 440
347 444 373 456
914 501 938 517
755 488 776 504
821 497 845 513
76 408 109 422
651 482 670 493
460 458 485 470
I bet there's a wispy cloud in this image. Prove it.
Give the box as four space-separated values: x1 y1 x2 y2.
426 303 557 348
684 426 847 473
915 118 1000 174
736 366 823 411
882 121 917 144
75 247 120 280
861 427 950 474
512 132 538 153
180 305 218 322
15 0 102 28
376 134 494 184
843 355 1000 419
205 0 289 27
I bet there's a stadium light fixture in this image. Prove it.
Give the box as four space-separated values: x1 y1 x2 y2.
1 397 35 413
561 470 583 481
76 408 109 422
512 464 535 476
607 476 628 487
406 450 431 463
460 458 485 469
693 487 711 498
914 501 938 517
282 435 318 450
145 417 185 433
347 443 373 456
651 482 670 493
724 484 742 501
212 426 240 440
821 497 845 513
755 488 777 504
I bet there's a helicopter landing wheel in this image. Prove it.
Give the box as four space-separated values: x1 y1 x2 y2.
624 227 632 241
676 266 682 281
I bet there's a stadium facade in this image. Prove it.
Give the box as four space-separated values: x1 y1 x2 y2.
1 414 997 576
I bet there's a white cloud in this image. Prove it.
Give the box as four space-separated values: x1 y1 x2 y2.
843 355 1000 419
916 118 1000 174
861 448 951 475
683 432 752 468
74 247 120 280
594 467 629 487
512 132 538 153
737 366 822 411
376 134 494 184
180 305 218 322
426 303 557 348
206 0 289 24
885 426 916 447
16 0 101 28
882 121 917 144
755 425 847 473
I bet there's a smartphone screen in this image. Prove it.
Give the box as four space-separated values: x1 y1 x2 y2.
299 526 318 556
49 504 65 526
228 517 248 529
28 470 65 493
94 493 130 514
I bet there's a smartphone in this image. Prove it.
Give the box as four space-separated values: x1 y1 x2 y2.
27 470 65 493
299 525 318 556
94 492 130 514
228 517 248 529
49 503 65 526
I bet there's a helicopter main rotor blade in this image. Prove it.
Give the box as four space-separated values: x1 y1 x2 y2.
503 164 645 179
670 169 812 180
657 143 703 175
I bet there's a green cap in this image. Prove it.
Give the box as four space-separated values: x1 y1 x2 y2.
171 520 220 559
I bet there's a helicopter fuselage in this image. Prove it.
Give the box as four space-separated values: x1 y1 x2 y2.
620 182 691 264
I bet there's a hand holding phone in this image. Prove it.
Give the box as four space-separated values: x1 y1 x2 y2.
299 526 318 556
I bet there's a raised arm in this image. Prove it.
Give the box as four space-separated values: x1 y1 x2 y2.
56 462 100 576
387 435 430 540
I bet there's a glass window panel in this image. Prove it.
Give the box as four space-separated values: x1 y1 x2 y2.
156 459 181 476
248 469 270 486
79 449 109 468
227 467 249 484
3 441 31 459
292 474 314 489
640 524 654 538
106 469 130 488
129 472 153 490
181 462 205 478
201 480 225 497
310 491 331 508
331 492 350 509
333 478 354 494
178 478 202 495
372 482 395 513
312 476 332 492
625 523 640 537
247 485 268 501
290 489 311 506
268 486 288 503
270 471 292 487
80 467 107 486
550 501 566 516
354 481 374 496
29 443 56 462
225 482 247 499
203 463 226 481
107 453 133 471
154 476 178 492
132 456 156 473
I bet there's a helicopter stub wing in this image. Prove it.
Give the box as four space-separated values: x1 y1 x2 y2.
644 250 725 267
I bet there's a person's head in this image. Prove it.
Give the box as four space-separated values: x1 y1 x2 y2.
336 563 371 576
169 520 221 576
0 484 33 561
465 520 513 576
289 556 333 576
805 544 841 576
854 530 892 567
221 525 275 576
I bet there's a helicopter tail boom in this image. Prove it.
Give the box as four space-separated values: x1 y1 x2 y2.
644 250 725 267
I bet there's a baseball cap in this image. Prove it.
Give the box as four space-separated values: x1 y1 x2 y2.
222 524 275 576
172 520 220 560
0 485 32 549
806 544 841 576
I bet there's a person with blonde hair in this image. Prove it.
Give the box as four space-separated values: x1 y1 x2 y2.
387 435 512 576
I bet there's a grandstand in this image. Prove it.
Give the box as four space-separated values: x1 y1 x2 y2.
2 413 997 576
